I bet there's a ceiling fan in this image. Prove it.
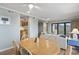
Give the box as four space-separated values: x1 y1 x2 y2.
24 3 42 14
27 3 41 10
5 3 41 14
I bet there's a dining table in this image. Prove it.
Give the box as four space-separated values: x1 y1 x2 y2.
20 38 60 55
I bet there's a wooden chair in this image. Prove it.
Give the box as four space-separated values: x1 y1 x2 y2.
12 40 20 55
20 48 32 55
19 39 33 55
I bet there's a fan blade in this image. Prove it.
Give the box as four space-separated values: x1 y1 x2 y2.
34 6 41 11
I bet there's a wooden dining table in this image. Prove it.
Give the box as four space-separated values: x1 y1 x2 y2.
20 39 60 55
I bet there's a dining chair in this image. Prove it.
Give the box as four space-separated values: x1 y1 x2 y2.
20 48 32 55
29 38 36 42
12 40 20 55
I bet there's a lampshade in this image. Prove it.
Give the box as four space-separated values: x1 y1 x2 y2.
71 28 79 34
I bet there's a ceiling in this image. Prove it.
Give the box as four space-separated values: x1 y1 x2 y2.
0 3 79 22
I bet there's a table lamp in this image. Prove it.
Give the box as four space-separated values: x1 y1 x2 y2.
71 28 79 39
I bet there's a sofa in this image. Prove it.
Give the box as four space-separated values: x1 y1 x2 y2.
45 34 67 49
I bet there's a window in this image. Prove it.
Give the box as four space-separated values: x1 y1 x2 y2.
66 23 71 35
51 22 71 35
59 23 64 34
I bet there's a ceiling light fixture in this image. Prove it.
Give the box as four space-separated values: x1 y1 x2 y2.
28 4 34 10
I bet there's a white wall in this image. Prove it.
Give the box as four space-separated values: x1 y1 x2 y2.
29 17 38 38
0 8 20 50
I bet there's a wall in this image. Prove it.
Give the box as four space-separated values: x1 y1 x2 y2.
29 17 38 38
71 19 79 30
0 8 20 50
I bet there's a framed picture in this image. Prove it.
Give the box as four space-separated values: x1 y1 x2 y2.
0 16 10 24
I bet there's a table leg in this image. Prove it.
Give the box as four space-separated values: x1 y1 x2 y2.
64 45 72 55
69 46 72 55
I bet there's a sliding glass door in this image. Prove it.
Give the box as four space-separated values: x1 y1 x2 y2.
51 22 71 35
59 23 64 35
66 23 71 35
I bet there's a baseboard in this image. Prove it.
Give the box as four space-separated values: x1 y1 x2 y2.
0 46 13 52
